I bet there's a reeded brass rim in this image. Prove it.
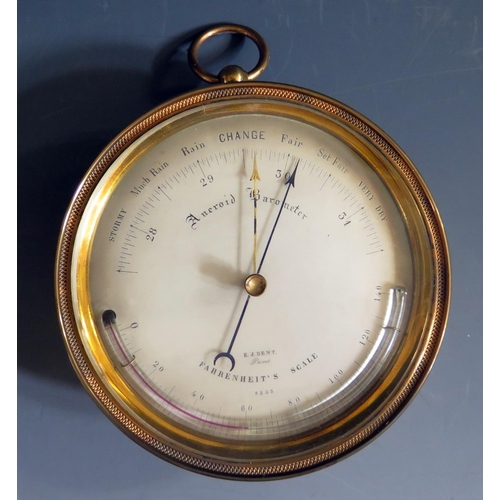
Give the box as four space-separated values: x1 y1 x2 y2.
55 82 451 480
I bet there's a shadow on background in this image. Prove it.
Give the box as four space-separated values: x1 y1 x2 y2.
18 26 247 384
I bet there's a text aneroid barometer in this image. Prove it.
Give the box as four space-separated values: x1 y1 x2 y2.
56 25 450 479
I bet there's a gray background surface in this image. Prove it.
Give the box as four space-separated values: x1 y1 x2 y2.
18 1 482 499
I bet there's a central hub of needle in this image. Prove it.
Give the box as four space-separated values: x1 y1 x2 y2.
245 273 267 296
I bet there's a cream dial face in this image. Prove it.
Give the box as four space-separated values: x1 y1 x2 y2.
72 101 414 442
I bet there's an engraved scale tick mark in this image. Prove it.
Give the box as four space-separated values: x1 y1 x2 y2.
130 225 148 234
320 173 332 191
348 207 364 219
366 249 384 255
158 185 172 200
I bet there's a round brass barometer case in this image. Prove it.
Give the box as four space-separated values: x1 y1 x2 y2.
56 25 450 480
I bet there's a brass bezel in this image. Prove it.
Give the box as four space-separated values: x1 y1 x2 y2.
55 82 450 480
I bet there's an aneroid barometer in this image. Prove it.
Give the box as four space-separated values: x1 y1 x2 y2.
56 25 450 479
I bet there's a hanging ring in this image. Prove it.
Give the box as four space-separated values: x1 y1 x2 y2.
188 24 269 84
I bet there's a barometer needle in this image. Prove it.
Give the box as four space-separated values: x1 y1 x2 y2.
214 295 251 371
256 160 298 274
214 160 299 371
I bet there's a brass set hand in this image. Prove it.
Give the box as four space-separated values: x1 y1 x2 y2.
245 155 267 297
